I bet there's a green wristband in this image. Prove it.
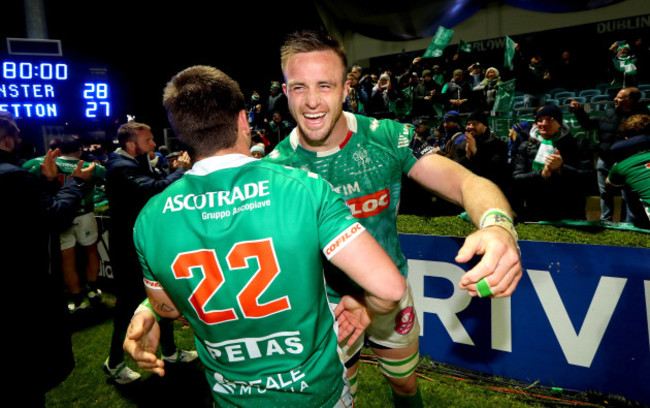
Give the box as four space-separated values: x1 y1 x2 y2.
476 278 493 298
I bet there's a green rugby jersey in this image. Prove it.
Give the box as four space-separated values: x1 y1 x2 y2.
265 112 423 299
134 154 364 407
22 155 106 213
608 151 650 218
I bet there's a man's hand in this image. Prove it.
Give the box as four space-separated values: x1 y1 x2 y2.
40 148 61 180
568 98 582 111
334 295 372 347
465 132 477 158
173 151 192 170
123 310 165 377
545 153 563 174
71 160 95 181
456 226 522 298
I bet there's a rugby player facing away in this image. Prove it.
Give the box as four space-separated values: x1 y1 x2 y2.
124 65 406 408
263 30 522 407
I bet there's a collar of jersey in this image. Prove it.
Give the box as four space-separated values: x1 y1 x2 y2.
186 154 257 176
289 111 357 157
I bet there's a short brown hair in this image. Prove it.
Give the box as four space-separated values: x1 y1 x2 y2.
117 122 151 149
620 114 650 136
281 30 348 80
163 66 244 158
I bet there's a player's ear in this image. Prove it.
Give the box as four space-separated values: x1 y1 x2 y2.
237 109 249 132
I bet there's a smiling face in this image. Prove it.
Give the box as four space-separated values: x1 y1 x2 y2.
536 116 560 139
614 89 633 112
283 50 349 151
465 120 486 137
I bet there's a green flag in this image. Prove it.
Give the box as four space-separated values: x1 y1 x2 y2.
492 78 516 113
423 26 454 58
458 39 472 53
504 36 516 71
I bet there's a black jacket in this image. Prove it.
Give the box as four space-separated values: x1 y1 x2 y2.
0 149 82 395
460 129 509 191
105 149 185 269
573 104 650 163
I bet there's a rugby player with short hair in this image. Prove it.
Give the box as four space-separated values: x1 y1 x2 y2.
264 30 522 407
124 65 407 407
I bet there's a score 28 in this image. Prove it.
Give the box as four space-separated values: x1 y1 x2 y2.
83 82 111 118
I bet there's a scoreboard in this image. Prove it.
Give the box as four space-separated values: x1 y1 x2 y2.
1 38 116 124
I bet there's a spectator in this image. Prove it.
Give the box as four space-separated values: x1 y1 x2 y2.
473 67 502 111
0 111 90 406
431 110 460 150
442 69 473 113
439 110 467 162
513 104 592 221
413 69 441 119
352 65 375 98
467 62 484 88
344 71 368 115
367 72 399 119
264 111 292 149
507 121 532 217
607 114 650 229
409 118 434 158
250 143 266 158
515 44 552 108
571 87 650 221
431 64 445 86
22 135 107 313
390 73 417 123
103 121 196 385
265 82 290 123
609 41 638 88
248 102 265 130
507 120 531 168
461 110 509 192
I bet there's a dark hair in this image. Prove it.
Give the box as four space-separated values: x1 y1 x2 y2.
0 111 19 140
163 65 244 158
116 122 151 149
281 30 348 80
59 135 83 154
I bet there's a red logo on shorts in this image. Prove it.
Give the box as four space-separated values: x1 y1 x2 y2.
395 307 415 335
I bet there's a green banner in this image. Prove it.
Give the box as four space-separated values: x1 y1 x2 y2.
423 26 454 58
458 39 472 54
492 78 516 113
504 36 516 71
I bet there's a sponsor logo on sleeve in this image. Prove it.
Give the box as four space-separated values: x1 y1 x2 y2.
323 222 365 260
143 278 163 290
